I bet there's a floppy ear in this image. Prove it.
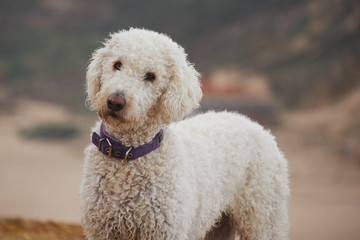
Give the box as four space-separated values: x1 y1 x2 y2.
86 47 107 110
160 52 202 123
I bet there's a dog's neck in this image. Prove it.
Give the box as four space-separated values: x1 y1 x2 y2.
102 121 165 148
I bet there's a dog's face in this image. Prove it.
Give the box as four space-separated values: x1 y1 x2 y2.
86 29 202 129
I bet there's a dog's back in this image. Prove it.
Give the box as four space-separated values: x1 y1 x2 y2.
171 111 289 239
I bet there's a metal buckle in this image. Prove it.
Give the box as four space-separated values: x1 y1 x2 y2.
98 138 106 151
98 138 112 157
105 138 112 157
124 148 133 162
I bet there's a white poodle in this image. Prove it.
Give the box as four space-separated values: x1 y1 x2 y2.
80 28 289 240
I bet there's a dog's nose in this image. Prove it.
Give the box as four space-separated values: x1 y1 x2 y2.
107 93 126 112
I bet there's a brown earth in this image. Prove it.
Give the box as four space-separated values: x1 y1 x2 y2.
0 218 84 240
1 91 360 239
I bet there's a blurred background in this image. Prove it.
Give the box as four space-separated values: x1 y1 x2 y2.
0 0 359 239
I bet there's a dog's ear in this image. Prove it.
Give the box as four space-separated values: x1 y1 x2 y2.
86 47 107 110
160 51 202 123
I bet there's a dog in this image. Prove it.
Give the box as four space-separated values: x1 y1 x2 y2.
80 28 289 240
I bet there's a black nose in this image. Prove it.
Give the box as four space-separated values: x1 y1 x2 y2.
107 93 126 112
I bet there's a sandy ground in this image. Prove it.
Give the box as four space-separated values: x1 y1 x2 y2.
0 99 360 239
275 113 360 240
276 89 360 240
0 100 92 223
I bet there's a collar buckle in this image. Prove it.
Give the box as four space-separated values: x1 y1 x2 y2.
98 138 112 157
105 138 112 157
98 138 106 151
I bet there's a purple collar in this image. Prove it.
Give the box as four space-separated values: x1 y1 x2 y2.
92 123 163 161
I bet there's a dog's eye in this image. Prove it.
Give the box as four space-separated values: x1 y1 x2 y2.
144 72 156 81
113 61 122 71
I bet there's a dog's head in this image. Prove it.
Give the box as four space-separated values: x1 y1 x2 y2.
86 28 202 129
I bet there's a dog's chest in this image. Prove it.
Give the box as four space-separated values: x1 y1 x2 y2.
93 159 170 236
99 169 150 205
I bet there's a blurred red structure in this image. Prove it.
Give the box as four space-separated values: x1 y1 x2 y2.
198 76 279 126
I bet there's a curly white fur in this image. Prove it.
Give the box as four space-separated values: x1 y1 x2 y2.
80 28 289 240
